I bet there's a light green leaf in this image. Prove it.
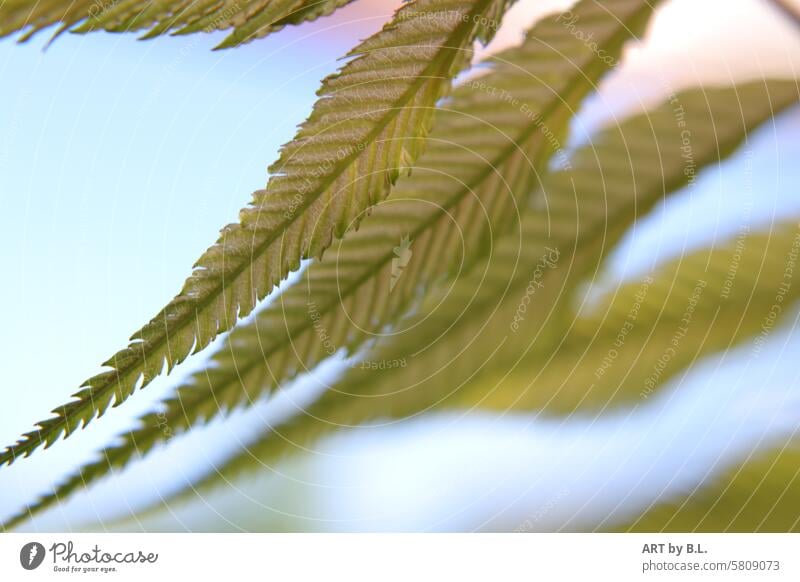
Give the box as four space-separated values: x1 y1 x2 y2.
0 0 514 469
611 446 800 532
1 0 356 48
318 80 800 421
2 0 657 530
450 221 800 413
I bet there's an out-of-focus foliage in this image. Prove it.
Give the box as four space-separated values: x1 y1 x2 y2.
451 221 800 413
1 0 799 532
612 447 800 532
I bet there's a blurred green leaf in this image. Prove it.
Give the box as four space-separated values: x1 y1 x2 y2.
611 446 800 532
451 220 800 413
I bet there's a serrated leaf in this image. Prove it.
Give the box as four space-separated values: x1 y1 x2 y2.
314 79 800 422
1 0 356 48
2 0 656 530
0 0 515 470
143 80 797 510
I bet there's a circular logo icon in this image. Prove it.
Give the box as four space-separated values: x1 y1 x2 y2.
20 542 46 570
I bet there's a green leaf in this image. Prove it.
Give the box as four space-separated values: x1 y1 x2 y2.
2 0 656 530
1 0 356 47
315 79 800 422
207 0 356 49
450 221 800 413
610 446 800 532
147 80 796 510
0 0 514 469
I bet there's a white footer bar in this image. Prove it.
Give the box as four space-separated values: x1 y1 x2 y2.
1 533 797 580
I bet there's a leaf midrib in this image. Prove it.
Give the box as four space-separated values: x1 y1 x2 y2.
181 4 653 399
